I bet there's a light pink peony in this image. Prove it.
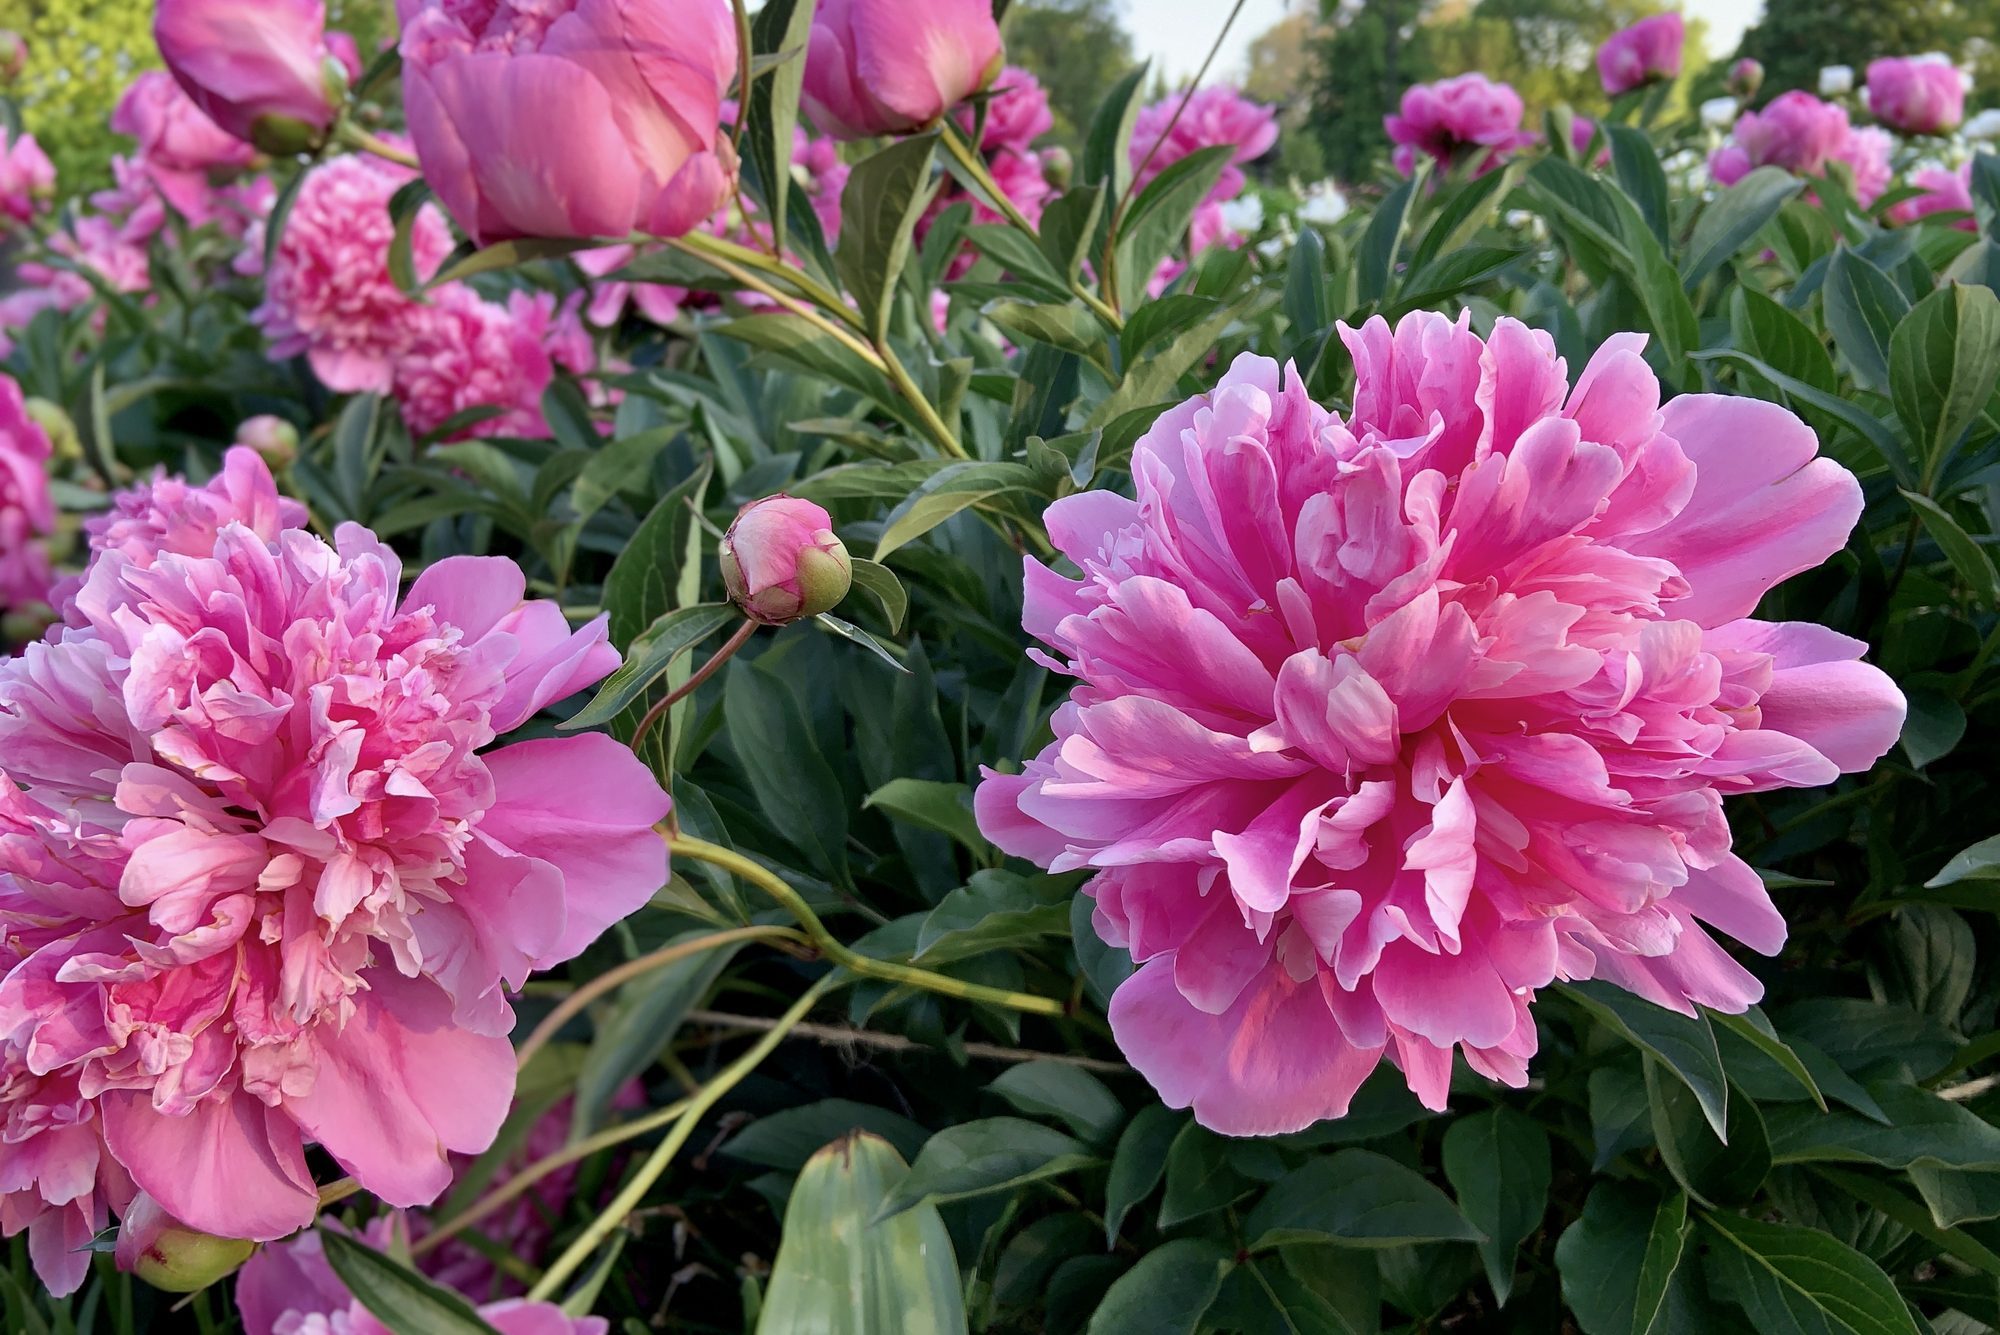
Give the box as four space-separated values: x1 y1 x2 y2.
1709 90 1854 187
976 315 1905 1134
0 128 53 227
1596 13 1684 96
1867 55 1966 135
398 0 738 245
0 507 669 1270
802 0 1003 140
967 66 1055 155
1385 73 1534 177
391 287 589 440
1131 86 1279 203
238 1218 609 1335
87 445 309 569
253 151 453 394
0 374 54 617
1891 162 1975 228
1832 126 1894 207
111 71 256 219
154 0 347 154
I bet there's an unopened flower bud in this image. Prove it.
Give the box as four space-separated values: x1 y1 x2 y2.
250 112 325 157
719 495 851 626
0 31 26 84
23 398 78 462
114 1194 255 1293
1729 58 1764 99
1040 145 1073 191
236 414 299 467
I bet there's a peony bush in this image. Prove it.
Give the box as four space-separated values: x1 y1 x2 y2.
0 1 1998 1332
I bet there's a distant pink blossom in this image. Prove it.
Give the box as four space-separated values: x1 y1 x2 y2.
977 315 1905 1133
1891 162 1975 228
0 374 53 616
110 71 256 219
1386 73 1533 176
1131 86 1279 202
1867 56 1966 135
970 66 1055 154
0 508 668 1276
1833 126 1893 206
392 287 592 440
1596 13 1684 96
0 129 52 226
1710 91 1889 204
252 151 452 393
238 1218 608 1335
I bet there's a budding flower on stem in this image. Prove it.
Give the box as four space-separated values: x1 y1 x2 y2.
721 496 853 626
0 30 25 85
114 1194 256 1294
152 0 352 157
235 414 300 468
1729 57 1765 99
801 0 1005 139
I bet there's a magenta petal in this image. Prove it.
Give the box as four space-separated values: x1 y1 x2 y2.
101 1091 317 1241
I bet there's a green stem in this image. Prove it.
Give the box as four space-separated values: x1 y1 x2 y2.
335 124 420 170
670 834 1066 1016
632 617 759 749
524 978 834 1301
876 341 971 460
676 229 856 326
667 236 882 366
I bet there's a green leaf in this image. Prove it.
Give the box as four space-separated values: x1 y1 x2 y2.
1104 1105 1180 1246
1701 1212 1924 1335
1038 184 1108 285
1645 1059 1770 1208
384 179 435 295
1561 981 1729 1141
877 1118 1098 1218
562 603 738 732
723 1099 929 1172
1115 145 1236 310
984 299 1111 368
718 313 906 420
1823 247 1911 394
1764 1082 2000 1172
1357 169 1422 306
1904 683 1968 769
1081 64 1149 198
1554 1184 1689 1335
741 0 818 257
1407 163 1515 277
1085 1239 1235 1335
844 557 907 632
1243 1150 1481 1252
570 425 676 522
1730 286 1839 395
1682 167 1804 288
319 1228 502 1335
1607 125 1670 247
1708 1007 1827 1111
1158 1122 1257 1227
428 237 601 289
1812 1166 2000 1276
836 135 942 342
1930 834 2000 887
864 778 984 854
1878 902 1977 1022
873 461 1043 559
723 657 851 882
1441 1107 1550 1306
759 1133 968 1335
1284 227 1329 337
988 1063 1123 1146
914 870 1072 965
1088 300 1243 429
1893 283 2000 487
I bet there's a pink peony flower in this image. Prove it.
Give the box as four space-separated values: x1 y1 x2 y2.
399 0 738 245
1596 13 1684 96
575 244 689 330
965 66 1055 155
110 71 256 219
1891 162 1975 228
1385 73 1534 177
1131 86 1279 202
1867 55 1966 135
1729 58 1764 98
391 287 588 440
238 1218 608 1335
1709 90 1853 186
1833 126 1894 207
0 374 54 617
0 508 669 1267
0 128 53 227
252 151 453 394
154 0 348 154
86 446 308 570
802 0 1003 140
721 495 853 625
976 315 1905 1134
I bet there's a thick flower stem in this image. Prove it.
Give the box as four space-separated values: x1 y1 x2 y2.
630 617 759 750
937 124 1124 332
875 341 971 460
666 236 881 365
524 977 834 1301
513 922 808 1073
669 834 1067 1016
673 229 857 328
333 124 420 171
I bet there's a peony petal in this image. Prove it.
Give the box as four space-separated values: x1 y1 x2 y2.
100 1090 317 1241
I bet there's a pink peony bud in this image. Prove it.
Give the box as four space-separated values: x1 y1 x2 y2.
398 0 739 246
115 1194 256 1293
720 495 852 625
1596 13 1683 96
0 128 53 227
1384 73 1533 177
235 414 300 467
1729 58 1764 98
154 0 348 155
1866 55 1967 135
802 0 1005 140
0 30 26 84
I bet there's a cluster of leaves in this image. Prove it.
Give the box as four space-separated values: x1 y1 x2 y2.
15 14 2000 1335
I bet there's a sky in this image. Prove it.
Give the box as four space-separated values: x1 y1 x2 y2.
1130 0 1768 84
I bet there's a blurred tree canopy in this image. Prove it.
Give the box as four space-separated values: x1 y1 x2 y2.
1738 0 2000 102
1002 0 1140 142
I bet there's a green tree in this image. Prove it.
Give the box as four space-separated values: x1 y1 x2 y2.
1310 0 1429 182
1736 0 1944 98
1003 0 1140 143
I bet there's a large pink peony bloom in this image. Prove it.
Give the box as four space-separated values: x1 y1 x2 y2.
802 0 1003 140
87 445 309 569
1131 86 1279 202
252 151 453 394
0 128 52 227
391 287 591 440
0 504 669 1271
1891 162 1975 228
1709 91 1889 203
977 315 1905 1134
0 374 54 617
1866 55 1966 135
1596 13 1684 96
1385 74 1533 177
238 1218 608 1335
